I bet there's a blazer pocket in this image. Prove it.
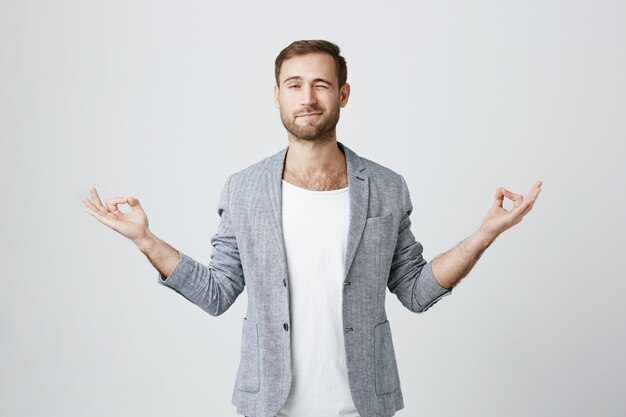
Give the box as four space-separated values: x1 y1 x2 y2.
373 319 401 395
365 212 393 225
236 318 260 393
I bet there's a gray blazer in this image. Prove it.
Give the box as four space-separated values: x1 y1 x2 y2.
157 141 453 417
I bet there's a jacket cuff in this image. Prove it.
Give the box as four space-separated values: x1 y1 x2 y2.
413 260 452 312
157 251 193 292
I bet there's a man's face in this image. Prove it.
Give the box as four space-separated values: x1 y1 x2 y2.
274 52 350 142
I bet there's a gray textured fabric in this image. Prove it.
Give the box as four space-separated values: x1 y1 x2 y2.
157 141 452 417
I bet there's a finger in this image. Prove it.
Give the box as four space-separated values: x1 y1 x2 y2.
106 197 127 213
517 181 542 211
89 186 106 211
519 193 540 216
493 187 506 208
517 197 535 214
84 205 117 229
517 202 534 220
502 188 524 208
527 193 539 210
127 196 141 209
526 180 543 200
82 196 99 211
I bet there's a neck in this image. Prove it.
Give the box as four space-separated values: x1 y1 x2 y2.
283 136 346 177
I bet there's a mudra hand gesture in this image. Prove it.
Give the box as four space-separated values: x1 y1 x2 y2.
82 186 150 243
480 180 543 238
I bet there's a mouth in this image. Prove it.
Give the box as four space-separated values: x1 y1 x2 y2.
297 112 322 118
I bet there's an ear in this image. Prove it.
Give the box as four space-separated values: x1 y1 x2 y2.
273 84 280 109
339 83 351 108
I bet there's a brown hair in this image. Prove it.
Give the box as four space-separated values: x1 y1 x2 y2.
274 39 348 88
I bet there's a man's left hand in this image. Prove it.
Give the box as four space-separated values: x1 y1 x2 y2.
479 180 543 238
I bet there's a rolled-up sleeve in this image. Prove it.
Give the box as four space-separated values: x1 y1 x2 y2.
156 175 245 316
387 175 452 313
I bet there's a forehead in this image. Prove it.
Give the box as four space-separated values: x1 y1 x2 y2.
279 53 337 84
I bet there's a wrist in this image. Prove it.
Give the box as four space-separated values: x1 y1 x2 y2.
465 228 497 254
133 230 157 253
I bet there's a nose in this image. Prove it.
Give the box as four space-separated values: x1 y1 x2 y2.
300 84 317 106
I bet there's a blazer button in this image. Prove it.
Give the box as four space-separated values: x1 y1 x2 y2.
283 322 289 331
283 278 287 287
345 327 353 332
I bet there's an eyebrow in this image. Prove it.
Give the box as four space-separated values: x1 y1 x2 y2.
282 76 333 86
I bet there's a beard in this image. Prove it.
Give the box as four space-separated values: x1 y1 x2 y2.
279 103 341 142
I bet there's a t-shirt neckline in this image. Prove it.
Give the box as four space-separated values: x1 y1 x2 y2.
282 179 349 194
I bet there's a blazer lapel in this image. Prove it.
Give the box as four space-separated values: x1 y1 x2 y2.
340 142 369 280
264 141 369 281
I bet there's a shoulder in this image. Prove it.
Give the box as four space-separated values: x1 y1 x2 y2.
345 145 408 205
361 155 402 181
219 147 284 191
356 152 405 194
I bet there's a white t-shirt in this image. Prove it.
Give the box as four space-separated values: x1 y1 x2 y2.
277 179 359 417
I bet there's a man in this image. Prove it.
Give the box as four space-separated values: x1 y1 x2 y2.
83 39 542 417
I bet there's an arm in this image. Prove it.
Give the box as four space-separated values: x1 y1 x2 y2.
430 181 543 290
82 176 244 317
430 230 494 290
152 175 245 316
387 176 542 312
387 176 453 313
134 231 182 280
83 185 181 279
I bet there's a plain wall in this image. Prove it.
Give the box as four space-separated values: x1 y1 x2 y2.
1 0 625 416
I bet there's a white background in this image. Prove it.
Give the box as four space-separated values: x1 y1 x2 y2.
1 0 624 416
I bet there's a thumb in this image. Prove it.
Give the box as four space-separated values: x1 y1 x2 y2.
127 196 141 207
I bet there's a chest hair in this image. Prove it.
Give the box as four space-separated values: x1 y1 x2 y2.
283 166 348 191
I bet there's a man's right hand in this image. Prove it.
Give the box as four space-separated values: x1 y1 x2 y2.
82 186 149 244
